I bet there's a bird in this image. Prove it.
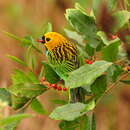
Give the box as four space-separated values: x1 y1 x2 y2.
37 32 83 103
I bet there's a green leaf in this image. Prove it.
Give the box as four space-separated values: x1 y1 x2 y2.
75 3 87 14
21 35 33 47
25 46 37 70
112 11 130 32
30 98 47 114
107 64 123 82
42 62 60 83
59 119 80 130
11 69 31 85
91 75 107 99
42 22 52 34
97 31 120 45
9 83 47 98
85 44 95 56
27 71 39 84
0 88 11 106
66 61 112 89
11 95 30 110
65 9 101 48
7 55 27 66
81 100 95 113
0 114 32 127
10 69 46 99
3 121 19 130
49 100 95 121
64 29 84 46
11 69 39 85
5 31 42 53
3 31 22 41
80 114 96 130
51 99 67 105
102 41 120 62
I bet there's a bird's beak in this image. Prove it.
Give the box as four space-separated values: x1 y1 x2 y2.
37 38 45 44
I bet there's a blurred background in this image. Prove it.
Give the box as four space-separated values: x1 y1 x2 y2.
1 0 130 130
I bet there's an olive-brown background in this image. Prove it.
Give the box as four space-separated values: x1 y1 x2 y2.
1 0 130 130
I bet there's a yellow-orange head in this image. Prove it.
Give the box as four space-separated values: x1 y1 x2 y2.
37 32 68 51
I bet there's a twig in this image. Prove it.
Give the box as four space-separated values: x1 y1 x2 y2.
96 72 129 105
16 98 35 114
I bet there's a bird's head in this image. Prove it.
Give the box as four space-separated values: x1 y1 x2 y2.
37 32 67 51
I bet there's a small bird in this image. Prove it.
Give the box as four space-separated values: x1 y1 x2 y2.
37 32 83 102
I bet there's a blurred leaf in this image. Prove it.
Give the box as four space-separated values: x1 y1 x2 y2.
27 71 39 84
93 0 117 17
0 88 11 106
120 80 130 85
4 121 19 130
64 29 84 46
29 53 36 71
92 0 102 17
107 64 123 82
81 100 95 113
97 31 120 45
7 55 27 67
112 11 130 32
25 45 37 70
79 114 96 130
10 69 46 99
30 98 47 114
107 0 117 11
91 75 107 99
11 69 39 85
9 83 47 98
126 0 130 8
11 95 30 110
42 22 52 35
59 119 80 130
4 31 22 41
96 41 104 51
23 35 41 52
11 69 31 85
49 100 95 121
4 31 42 53
75 3 87 14
42 62 60 83
21 35 33 47
4 32 32 47
51 99 67 105
85 44 95 56
0 114 32 127
39 66 44 79
102 41 120 62
65 9 101 48
66 61 112 89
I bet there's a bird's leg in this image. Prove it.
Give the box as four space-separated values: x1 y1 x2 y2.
70 88 85 103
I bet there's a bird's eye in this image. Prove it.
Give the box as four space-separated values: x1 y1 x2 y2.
46 38 51 42
42 35 45 41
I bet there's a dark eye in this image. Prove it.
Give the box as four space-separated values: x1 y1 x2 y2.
42 35 45 41
46 38 51 42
